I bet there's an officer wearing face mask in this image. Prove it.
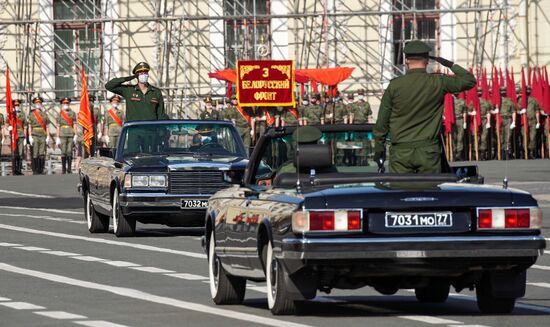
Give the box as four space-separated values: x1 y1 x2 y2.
10 99 27 175
27 96 50 175
56 97 76 174
104 95 124 148
105 62 167 121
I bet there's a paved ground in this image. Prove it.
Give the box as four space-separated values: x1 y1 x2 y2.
0 160 548 327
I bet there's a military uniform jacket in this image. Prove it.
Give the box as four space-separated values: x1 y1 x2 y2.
374 64 476 152
527 98 539 121
28 110 50 136
15 112 27 137
105 108 124 136
350 101 371 123
57 109 76 137
0 113 3 127
500 98 516 118
199 110 221 120
479 99 492 124
105 77 166 121
454 98 467 120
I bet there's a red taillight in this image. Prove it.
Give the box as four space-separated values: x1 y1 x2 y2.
309 211 335 231
347 211 362 230
505 209 530 228
478 209 492 228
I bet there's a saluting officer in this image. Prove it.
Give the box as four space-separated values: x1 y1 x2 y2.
373 40 476 173
104 95 124 148
199 96 221 120
56 97 76 174
28 96 50 175
105 61 167 121
11 99 27 175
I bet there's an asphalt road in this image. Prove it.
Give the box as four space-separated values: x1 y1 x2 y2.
0 160 549 327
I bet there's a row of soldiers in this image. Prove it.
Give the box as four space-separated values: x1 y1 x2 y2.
199 90 374 148
0 95 125 175
452 87 549 161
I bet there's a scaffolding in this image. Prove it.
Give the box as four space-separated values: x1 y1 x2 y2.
1 0 547 118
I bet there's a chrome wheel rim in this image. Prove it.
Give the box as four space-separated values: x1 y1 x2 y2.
208 232 220 298
112 189 119 233
86 192 92 229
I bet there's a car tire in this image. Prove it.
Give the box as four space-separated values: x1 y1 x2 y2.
208 232 246 304
476 277 516 314
415 279 450 303
265 242 299 315
112 188 136 237
84 189 109 233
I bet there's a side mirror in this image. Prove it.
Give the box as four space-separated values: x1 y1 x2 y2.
99 147 116 159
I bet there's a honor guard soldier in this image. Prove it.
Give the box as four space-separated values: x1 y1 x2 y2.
499 87 517 160
104 95 124 148
199 96 221 120
305 94 322 125
224 95 238 123
353 89 373 123
11 99 27 175
56 97 76 174
296 96 309 125
478 88 493 160
526 93 541 159
105 61 167 121
374 40 476 173
453 93 467 161
28 96 50 174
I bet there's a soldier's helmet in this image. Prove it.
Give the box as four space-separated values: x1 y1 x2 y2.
132 62 150 75
110 94 122 103
32 96 44 104
292 126 322 144
403 40 431 58
60 97 71 104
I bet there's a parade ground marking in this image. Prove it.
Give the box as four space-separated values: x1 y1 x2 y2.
0 190 54 198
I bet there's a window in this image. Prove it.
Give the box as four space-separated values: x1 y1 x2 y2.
392 0 438 73
224 0 270 68
53 0 102 98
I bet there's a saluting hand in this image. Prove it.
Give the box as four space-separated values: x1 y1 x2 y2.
429 56 454 68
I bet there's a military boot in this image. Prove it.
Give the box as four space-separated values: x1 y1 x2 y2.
67 156 73 174
61 156 67 174
528 150 535 160
39 156 45 174
11 158 17 175
14 157 23 175
32 158 38 175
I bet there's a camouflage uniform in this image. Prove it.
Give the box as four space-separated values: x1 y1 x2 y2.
453 96 467 160
499 97 517 159
478 98 493 160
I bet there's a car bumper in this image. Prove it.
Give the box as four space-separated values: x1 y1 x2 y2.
119 192 210 215
275 235 546 270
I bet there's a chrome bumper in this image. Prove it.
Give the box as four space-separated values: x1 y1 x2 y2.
119 192 210 213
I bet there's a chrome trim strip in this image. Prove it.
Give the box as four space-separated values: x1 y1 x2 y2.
122 193 211 198
282 235 545 245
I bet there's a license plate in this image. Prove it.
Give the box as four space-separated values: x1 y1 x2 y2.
384 212 453 228
181 199 208 209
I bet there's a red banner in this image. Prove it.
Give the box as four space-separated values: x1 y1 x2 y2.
236 60 295 107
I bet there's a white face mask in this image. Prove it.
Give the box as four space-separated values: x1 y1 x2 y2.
112 103 119 109
302 100 309 105
357 95 364 101
138 74 149 84
63 104 70 110
34 103 42 109
15 106 21 112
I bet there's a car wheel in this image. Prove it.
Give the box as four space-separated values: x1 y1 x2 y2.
265 242 299 315
476 277 516 314
112 188 136 237
208 231 246 304
415 279 450 303
84 189 109 233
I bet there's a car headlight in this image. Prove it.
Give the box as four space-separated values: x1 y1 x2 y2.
149 175 167 187
132 175 149 187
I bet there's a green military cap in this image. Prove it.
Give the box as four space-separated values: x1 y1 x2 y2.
132 61 150 75
60 97 71 104
12 99 22 106
204 96 212 104
292 126 322 144
32 96 44 104
357 89 365 96
231 94 237 100
110 94 122 102
403 40 431 57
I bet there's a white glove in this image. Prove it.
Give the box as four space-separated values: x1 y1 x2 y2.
29 135 34 145
73 135 78 144
519 108 526 114
491 109 499 114
23 138 27 145
536 123 540 129
46 136 51 144
55 137 61 146
1 138 4 145
7 125 13 131
463 122 467 129
469 110 477 116
105 135 110 144
98 132 103 140
485 122 491 129
510 121 516 129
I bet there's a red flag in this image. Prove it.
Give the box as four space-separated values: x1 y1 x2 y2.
443 93 455 135
299 83 304 97
528 67 534 86
481 68 490 101
226 82 233 99
5 68 18 152
77 67 93 154
311 80 318 94
491 66 500 108
466 68 481 132
507 68 518 106
521 67 528 110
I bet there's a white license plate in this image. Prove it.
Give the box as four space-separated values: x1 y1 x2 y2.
181 199 208 209
384 212 453 228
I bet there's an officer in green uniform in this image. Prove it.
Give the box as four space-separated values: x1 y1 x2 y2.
199 96 221 120
56 97 76 174
296 96 309 125
233 104 253 149
373 40 476 173
351 89 372 124
10 99 27 175
104 95 124 148
28 96 50 174
305 94 322 125
105 62 167 121
453 93 467 161
525 95 540 159
499 88 517 160
333 94 347 124
478 89 493 160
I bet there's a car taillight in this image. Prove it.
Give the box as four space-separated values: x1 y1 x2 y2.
292 210 363 233
477 207 542 230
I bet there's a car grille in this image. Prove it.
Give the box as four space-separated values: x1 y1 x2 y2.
169 170 227 195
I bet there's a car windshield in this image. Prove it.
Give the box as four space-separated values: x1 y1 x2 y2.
121 122 246 158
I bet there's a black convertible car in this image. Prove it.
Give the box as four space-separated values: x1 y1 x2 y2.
204 124 545 315
78 120 247 237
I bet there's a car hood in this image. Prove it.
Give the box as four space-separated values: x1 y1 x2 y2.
301 182 535 209
125 155 248 172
